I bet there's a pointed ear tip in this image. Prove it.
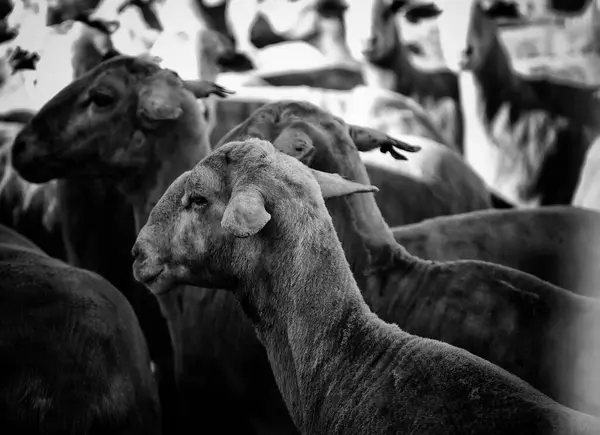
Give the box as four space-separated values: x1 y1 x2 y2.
368 186 379 193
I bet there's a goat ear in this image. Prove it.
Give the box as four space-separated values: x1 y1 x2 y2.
137 76 183 124
183 80 235 99
403 2 443 23
273 127 315 165
310 169 378 199
347 124 421 160
221 189 271 238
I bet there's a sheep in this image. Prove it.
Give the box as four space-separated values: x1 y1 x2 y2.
215 99 600 417
147 0 255 75
0 223 161 434
132 137 600 435
433 0 600 207
342 0 463 152
211 87 500 227
244 0 364 90
9 54 278 435
573 136 600 211
392 205 600 298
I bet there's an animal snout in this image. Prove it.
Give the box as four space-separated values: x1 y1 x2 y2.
131 238 165 286
10 132 39 181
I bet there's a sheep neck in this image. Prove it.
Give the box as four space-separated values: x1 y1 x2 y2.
360 31 417 96
469 33 524 130
306 15 358 68
240 216 406 433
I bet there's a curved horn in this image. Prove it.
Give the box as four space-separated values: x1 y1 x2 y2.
347 124 421 160
183 80 235 99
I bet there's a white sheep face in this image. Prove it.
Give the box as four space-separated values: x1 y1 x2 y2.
132 138 377 294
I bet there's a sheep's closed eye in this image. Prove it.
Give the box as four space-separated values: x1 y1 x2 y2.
89 89 116 108
188 195 209 209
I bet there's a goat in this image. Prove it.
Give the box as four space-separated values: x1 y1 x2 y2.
215 99 600 417
132 137 600 435
343 0 463 151
392 205 600 297
9 54 274 435
0 223 161 434
433 0 600 207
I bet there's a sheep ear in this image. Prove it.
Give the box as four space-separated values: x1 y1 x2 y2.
221 189 271 238
273 127 315 165
310 169 378 199
183 80 235 99
137 74 183 124
347 124 421 160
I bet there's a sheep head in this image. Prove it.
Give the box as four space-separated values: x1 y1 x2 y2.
132 138 377 294
217 100 419 183
11 55 233 198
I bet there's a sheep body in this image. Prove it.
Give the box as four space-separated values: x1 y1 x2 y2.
132 138 600 435
0 223 161 434
393 205 600 297
218 100 600 417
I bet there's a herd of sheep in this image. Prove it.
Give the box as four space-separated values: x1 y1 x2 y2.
2 0 600 434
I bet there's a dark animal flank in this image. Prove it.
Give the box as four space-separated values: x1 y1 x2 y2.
0 224 161 434
393 206 600 297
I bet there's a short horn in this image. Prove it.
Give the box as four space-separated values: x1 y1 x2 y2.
183 80 235 99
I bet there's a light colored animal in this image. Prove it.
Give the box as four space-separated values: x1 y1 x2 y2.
215 100 600 417
246 0 364 90
573 135 600 211
343 0 463 151
9 54 279 435
132 137 600 435
147 0 254 75
433 0 600 207
0 223 161 434
392 205 600 298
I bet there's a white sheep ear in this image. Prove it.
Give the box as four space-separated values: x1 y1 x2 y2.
310 169 378 199
221 188 271 238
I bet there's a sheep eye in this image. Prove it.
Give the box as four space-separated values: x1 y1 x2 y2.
189 195 208 208
89 89 116 107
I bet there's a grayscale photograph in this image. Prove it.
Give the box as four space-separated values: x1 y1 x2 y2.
1 0 600 433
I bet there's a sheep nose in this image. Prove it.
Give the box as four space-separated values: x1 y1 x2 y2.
131 242 144 261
